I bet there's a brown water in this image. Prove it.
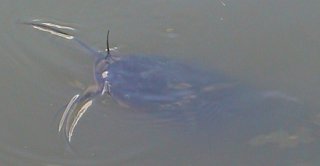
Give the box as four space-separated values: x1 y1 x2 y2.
1 0 320 165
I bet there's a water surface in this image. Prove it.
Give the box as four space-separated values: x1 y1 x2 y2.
1 0 320 165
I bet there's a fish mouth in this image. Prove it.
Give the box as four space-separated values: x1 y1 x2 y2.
59 94 93 142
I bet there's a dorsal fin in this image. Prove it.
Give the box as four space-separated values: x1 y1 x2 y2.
106 30 111 59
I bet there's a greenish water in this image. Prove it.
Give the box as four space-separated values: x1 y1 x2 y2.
1 0 320 165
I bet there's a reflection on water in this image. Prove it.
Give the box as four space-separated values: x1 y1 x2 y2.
249 128 315 148
1 0 320 165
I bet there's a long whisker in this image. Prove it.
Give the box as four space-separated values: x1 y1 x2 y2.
67 100 93 142
22 22 75 40
22 20 102 58
63 86 100 142
59 94 80 132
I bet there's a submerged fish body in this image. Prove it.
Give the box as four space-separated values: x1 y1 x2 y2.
25 20 304 142
106 55 232 109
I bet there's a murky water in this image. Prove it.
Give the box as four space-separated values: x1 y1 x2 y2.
1 0 320 165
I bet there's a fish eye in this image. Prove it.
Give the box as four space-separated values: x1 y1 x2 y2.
102 70 109 78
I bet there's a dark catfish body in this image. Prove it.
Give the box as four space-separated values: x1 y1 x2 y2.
25 20 303 142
